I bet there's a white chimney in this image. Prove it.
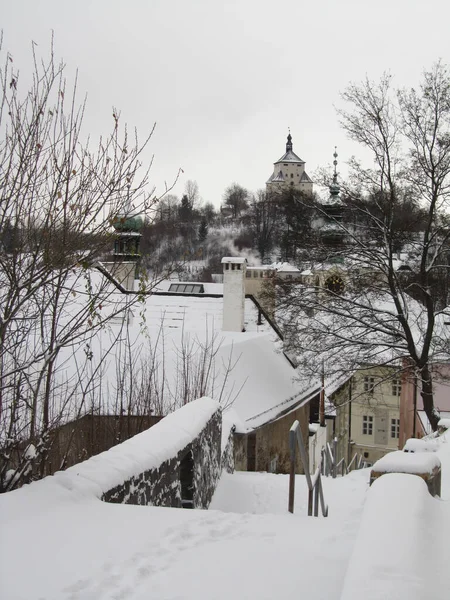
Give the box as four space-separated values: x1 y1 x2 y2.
100 261 136 291
222 257 247 332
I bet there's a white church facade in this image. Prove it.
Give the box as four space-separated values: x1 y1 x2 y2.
266 132 313 195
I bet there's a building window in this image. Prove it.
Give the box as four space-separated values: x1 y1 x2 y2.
392 379 401 396
362 415 373 435
364 376 375 393
231 264 235 270
391 418 400 439
291 173 294 179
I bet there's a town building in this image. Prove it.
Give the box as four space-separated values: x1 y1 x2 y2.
266 132 313 195
331 367 403 467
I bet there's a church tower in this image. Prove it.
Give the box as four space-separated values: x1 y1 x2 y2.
266 131 313 195
319 148 345 247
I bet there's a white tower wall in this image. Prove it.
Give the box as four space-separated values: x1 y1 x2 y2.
222 257 247 332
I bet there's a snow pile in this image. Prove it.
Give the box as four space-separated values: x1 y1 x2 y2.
341 427 450 600
403 438 439 453
371 450 441 475
340 474 443 600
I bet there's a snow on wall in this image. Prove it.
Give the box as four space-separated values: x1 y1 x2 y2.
372 450 441 475
403 438 439 453
4 398 222 509
103 402 223 509
340 474 441 600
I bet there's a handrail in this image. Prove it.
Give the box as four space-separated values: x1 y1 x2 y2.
288 420 328 517
322 439 363 478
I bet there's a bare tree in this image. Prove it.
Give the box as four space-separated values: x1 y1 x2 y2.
184 179 200 209
247 190 279 260
223 183 249 218
274 63 450 431
0 39 178 490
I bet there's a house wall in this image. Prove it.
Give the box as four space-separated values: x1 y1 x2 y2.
399 363 450 446
234 433 248 471
334 367 402 466
255 403 310 474
103 407 222 509
234 404 310 475
309 424 331 473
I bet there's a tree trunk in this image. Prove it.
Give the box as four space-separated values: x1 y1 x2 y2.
420 364 439 432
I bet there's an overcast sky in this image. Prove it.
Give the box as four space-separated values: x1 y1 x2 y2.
2 0 450 209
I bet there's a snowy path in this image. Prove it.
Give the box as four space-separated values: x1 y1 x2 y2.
1 469 370 600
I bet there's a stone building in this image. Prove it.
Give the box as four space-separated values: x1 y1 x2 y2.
266 132 313 195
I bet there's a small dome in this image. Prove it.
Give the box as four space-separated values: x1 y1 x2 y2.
111 215 144 232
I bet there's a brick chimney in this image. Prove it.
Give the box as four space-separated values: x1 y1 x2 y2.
222 257 247 332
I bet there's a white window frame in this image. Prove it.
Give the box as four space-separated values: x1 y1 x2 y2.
362 415 373 435
364 376 375 394
391 379 402 396
390 418 400 439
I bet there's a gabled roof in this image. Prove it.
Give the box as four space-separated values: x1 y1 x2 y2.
300 171 312 183
275 149 305 164
266 170 285 184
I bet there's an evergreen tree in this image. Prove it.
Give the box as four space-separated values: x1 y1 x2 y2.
198 218 208 243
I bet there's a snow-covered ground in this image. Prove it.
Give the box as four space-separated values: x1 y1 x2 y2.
1 429 449 600
0 467 369 600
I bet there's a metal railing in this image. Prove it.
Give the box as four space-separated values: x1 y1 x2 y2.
321 439 365 478
288 420 328 517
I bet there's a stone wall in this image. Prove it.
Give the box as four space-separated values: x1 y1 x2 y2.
221 426 235 474
102 407 222 509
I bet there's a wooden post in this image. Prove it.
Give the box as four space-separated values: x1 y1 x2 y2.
308 488 313 517
319 360 325 427
314 482 319 517
332 438 338 479
288 430 295 514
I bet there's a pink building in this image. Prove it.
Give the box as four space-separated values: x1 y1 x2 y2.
399 363 450 447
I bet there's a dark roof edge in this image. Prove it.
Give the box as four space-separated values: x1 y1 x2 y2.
245 294 284 341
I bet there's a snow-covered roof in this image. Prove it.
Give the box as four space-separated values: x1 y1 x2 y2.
221 257 247 264
275 149 305 164
155 280 224 295
272 262 301 273
266 170 285 184
300 171 312 182
10 267 311 433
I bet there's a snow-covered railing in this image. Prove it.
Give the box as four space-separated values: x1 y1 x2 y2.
288 420 328 517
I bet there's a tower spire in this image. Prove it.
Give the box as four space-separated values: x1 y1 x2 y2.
333 147 338 184
330 147 340 198
286 128 293 152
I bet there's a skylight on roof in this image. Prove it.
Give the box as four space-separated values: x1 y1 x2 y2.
168 283 205 294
